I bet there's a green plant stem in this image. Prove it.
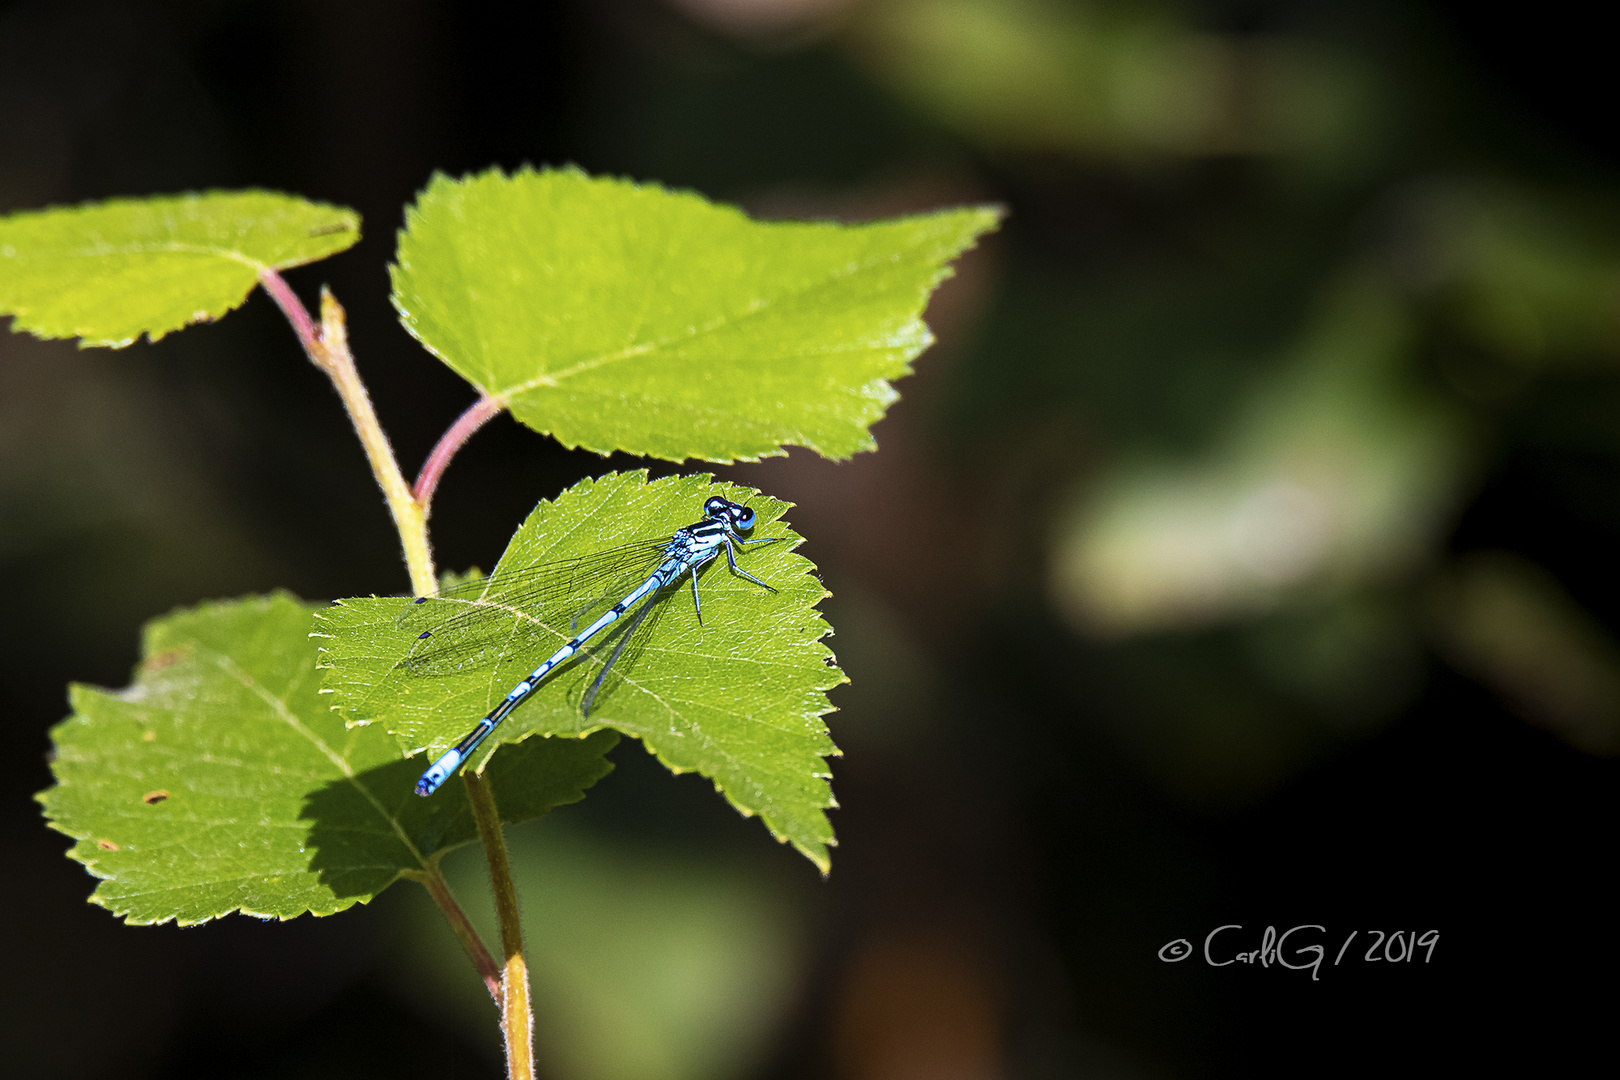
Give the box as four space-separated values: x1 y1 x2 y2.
259 268 528 1067
256 269 437 596
465 772 534 1080
403 867 502 1003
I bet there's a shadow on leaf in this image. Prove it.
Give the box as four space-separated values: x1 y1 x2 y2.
299 730 620 901
300 756 470 900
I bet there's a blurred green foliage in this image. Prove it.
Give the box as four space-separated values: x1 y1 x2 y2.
847 0 1387 172
402 823 807 1080
803 0 1620 795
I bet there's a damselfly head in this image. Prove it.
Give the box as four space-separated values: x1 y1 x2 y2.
704 496 756 532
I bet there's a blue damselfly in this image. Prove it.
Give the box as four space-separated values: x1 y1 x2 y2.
404 495 780 796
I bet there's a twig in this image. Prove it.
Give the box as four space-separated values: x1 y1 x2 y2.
256 269 437 597
260 268 529 1075
404 867 502 1003
414 394 505 517
466 772 534 1080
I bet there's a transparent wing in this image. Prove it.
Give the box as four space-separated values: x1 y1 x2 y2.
395 537 675 676
578 584 672 716
576 544 759 715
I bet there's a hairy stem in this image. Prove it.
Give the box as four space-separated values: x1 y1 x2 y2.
256 266 321 345
261 268 527 1068
257 269 437 596
403 867 501 1003
414 394 505 518
466 772 534 1080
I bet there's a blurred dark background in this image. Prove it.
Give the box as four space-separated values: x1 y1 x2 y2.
3 0 1617 1076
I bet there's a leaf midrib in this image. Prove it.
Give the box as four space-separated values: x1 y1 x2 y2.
487 243 928 399
190 637 431 872
31 239 320 273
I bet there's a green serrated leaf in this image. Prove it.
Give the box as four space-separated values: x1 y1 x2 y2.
316 472 845 872
37 593 616 925
0 191 359 347
391 166 1000 463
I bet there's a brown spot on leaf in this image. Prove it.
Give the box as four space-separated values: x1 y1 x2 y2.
144 648 187 672
97 839 119 851
142 790 170 805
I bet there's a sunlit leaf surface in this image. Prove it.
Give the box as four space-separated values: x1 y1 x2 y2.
316 472 844 871
37 594 616 925
390 166 999 462
0 191 359 346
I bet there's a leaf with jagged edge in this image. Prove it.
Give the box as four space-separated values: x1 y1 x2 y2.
0 191 359 347
37 593 616 925
390 166 1000 462
315 472 845 872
